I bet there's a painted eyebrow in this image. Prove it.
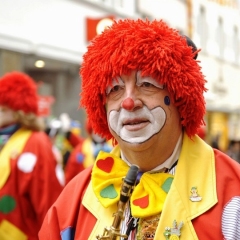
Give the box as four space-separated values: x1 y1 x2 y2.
116 76 123 83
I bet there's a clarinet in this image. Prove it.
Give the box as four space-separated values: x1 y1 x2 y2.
96 165 139 240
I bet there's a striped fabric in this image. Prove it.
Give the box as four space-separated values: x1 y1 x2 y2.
222 196 240 239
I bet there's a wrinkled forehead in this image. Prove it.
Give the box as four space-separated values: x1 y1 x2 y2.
109 70 161 84
107 70 164 88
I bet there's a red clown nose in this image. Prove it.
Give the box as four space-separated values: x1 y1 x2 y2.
121 97 134 110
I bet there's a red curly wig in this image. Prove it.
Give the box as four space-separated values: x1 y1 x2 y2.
80 19 207 140
0 71 38 114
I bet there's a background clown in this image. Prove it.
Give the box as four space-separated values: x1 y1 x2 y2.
0 71 63 240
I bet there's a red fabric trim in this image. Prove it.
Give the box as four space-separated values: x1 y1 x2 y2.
192 149 240 239
39 167 95 240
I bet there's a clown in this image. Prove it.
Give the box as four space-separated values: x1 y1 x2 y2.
0 72 63 240
39 19 240 240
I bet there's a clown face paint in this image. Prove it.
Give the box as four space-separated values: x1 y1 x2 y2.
106 71 181 147
109 105 166 143
0 106 16 128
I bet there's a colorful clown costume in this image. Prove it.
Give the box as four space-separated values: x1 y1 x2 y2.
39 133 240 240
0 128 63 240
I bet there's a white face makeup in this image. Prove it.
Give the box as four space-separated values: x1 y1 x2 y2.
106 71 172 144
109 105 166 143
0 106 16 128
106 70 182 170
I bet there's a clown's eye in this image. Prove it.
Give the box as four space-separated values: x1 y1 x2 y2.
140 82 154 88
106 84 124 96
136 78 164 94
136 73 164 90
110 85 121 93
106 77 124 96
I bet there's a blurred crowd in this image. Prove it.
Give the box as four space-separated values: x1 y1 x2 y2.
44 112 113 184
0 71 113 239
197 124 240 163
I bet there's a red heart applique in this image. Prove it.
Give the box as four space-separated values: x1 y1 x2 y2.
96 157 114 173
132 195 149 208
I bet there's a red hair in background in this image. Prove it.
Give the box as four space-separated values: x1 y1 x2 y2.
0 71 38 115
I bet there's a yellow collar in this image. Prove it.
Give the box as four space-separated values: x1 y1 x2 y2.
83 132 217 239
0 128 32 189
157 132 217 239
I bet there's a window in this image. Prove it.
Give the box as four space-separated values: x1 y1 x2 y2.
233 25 239 63
216 17 225 58
197 6 208 51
